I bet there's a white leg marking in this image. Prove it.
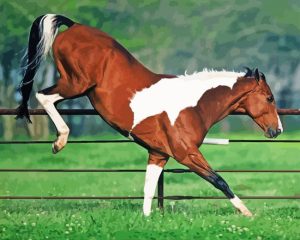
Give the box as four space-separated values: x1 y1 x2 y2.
143 164 163 216
277 115 283 133
230 195 253 217
36 92 69 153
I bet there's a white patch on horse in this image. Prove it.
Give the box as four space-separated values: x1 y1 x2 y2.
143 164 163 216
277 115 283 133
130 69 244 129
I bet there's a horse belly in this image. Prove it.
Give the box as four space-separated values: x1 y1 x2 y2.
131 107 203 156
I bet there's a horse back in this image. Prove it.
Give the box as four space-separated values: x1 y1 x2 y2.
52 24 139 79
53 23 117 53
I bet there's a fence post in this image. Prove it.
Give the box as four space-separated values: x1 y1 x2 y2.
157 170 164 209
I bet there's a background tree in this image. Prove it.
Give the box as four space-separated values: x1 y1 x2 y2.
0 0 299 138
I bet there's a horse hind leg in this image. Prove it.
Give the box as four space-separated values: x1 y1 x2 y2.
36 83 71 154
175 148 253 217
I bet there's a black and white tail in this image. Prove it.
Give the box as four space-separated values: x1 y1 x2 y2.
16 14 74 123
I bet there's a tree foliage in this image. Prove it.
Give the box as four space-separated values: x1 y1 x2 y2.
0 0 299 137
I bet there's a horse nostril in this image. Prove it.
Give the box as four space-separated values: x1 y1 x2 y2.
276 129 282 134
267 128 274 138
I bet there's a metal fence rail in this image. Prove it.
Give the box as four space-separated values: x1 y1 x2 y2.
0 168 299 173
1 139 300 144
0 169 299 206
0 108 300 115
0 196 299 200
0 108 300 208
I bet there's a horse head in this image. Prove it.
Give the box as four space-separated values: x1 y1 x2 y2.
236 67 283 138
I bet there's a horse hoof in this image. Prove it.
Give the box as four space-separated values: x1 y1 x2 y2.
52 142 64 154
240 208 253 217
52 143 58 154
143 212 151 217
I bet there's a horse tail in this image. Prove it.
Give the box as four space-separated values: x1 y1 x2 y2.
16 14 74 123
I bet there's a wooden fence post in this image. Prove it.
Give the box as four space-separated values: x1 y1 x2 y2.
157 170 164 209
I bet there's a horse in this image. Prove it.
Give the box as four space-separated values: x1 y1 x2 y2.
16 14 283 217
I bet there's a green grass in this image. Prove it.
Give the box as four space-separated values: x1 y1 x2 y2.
0 131 299 239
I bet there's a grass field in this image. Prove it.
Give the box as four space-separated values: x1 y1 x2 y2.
0 130 299 239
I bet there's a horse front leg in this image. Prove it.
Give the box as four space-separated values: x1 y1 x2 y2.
175 148 253 217
143 151 169 216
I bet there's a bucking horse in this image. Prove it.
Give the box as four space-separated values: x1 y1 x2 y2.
16 14 283 217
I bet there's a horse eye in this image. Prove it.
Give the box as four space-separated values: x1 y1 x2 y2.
267 96 274 103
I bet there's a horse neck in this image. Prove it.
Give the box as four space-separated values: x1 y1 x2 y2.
197 77 257 131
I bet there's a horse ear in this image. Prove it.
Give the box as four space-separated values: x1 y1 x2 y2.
243 66 252 77
254 68 260 81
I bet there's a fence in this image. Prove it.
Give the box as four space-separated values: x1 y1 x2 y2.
0 108 300 209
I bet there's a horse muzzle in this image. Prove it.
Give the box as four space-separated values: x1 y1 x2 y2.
265 128 281 138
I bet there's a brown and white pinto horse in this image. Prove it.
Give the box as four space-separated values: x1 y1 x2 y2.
17 14 283 217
